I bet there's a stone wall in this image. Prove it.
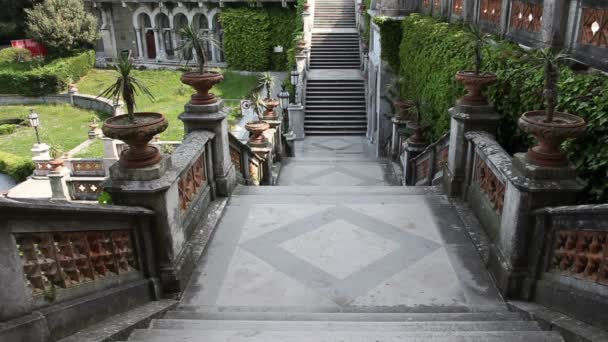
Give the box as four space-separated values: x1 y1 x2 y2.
0 94 119 116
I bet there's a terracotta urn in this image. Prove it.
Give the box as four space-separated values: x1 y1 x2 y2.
518 111 586 167
406 121 425 144
102 112 169 169
262 99 279 119
297 39 307 52
180 72 224 105
455 71 497 106
303 1 310 10
49 158 65 172
393 99 414 120
245 121 270 146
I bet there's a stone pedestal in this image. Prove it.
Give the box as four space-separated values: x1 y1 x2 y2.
390 118 408 158
31 143 50 159
288 104 305 140
444 101 500 198
179 100 236 196
48 168 70 201
402 139 427 185
488 153 586 297
109 157 171 181
283 131 296 157
265 119 283 161
250 144 273 185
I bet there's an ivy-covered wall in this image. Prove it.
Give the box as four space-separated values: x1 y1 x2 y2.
220 5 296 71
398 14 608 203
373 16 402 72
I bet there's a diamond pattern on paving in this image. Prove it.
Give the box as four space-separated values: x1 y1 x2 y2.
312 138 355 151
280 219 400 280
241 205 442 306
308 171 365 186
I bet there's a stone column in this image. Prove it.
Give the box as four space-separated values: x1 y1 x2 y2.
402 139 427 185
153 28 162 60
540 0 569 47
462 0 477 22
179 100 236 196
390 118 407 158
265 118 283 161
48 169 70 201
135 27 144 59
443 100 500 197
288 104 305 140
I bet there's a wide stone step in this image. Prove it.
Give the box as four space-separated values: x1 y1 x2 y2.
306 100 366 104
306 130 366 135
305 115 367 120
127 329 564 342
162 311 526 322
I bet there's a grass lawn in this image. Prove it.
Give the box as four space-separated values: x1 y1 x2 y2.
0 104 108 159
72 138 104 158
77 69 258 141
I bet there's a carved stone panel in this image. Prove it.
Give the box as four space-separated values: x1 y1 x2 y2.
15 230 138 296
71 160 105 177
453 0 463 15
435 145 449 172
480 0 502 24
551 230 608 285
474 155 505 214
510 1 543 33
580 7 608 49
178 152 207 214
230 146 242 174
415 157 430 183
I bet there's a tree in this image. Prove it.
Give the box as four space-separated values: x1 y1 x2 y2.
25 0 98 53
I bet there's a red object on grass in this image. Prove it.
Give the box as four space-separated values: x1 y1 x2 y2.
11 39 47 57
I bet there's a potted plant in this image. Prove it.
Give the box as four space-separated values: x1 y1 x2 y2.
303 0 310 11
406 98 426 144
518 48 586 167
295 33 306 52
49 145 65 171
100 57 168 169
245 92 270 146
177 24 224 105
257 72 279 120
456 24 497 106
386 76 414 120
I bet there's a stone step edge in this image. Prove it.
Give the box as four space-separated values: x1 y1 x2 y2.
56 299 178 342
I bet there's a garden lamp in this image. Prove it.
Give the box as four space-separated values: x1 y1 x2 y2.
28 109 41 145
278 85 290 109
290 68 299 86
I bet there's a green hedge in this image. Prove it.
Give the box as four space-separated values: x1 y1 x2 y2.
220 6 296 71
0 124 17 135
373 16 403 72
0 50 95 96
0 151 34 182
398 14 608 203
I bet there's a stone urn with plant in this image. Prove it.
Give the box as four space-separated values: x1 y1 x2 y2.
518 48 586 167
456 24 497 106
49 145 65 172
178 24 224 105
386 76 414 121
258 72 279 120
407 98 427 144
295 33 306 53
100 57 168 169
245 92 270 146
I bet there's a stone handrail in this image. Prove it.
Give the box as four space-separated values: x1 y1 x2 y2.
229 133 268 185
0 197 158 341
526 203 608 328
409 132 450 186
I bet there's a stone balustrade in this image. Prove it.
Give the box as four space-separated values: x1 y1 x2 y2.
0 198 158 341
406 133 449 186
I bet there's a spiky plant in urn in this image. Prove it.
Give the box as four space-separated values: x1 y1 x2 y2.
518 48 586 167
258 72 279 120
100 57 168 169
178 24 224 105
245 92 270 146
456 24 497 105
406 98 427 144
386 76 414 120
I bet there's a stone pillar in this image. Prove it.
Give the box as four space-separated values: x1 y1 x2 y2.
402 139 427 185
102 137 118 174
265 118 283 161
462 0 477 22
443 101 500 197
48 168 70 201
0 227 32 322
179 100 236 196
153 28 162 60
390 118 408 158
288 104 305 140
488 154 586 297
540 0 569 47
135 27 144 59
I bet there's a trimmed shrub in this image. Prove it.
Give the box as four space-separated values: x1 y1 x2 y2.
373 16 402 72
0 124 17 135
0 47 32 64
0 50 95 95
398 14 608 203
0 151 34 182
220 6 297 71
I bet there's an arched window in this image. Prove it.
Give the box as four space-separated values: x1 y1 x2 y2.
212 15 225 63
157 13 174 58
174 14 190 60
138 13 152 29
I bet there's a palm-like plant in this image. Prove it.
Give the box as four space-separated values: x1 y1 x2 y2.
177 24 222 74
250 91 266 121
463 24 492 75
530 48 569 123
99 56 154 123
257 72 275 100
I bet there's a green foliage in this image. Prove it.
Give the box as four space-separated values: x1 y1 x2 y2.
0 50 95 95
0 151 34 182
373 16 403 72
398 14 608 202
0 21 19 42
0 124 17 135
177 24 222 73
98 191 113 205
25 0 98 53
220 5 296 71
0 47 32 64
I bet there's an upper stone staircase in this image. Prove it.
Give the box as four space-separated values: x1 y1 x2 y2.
313 0 357 28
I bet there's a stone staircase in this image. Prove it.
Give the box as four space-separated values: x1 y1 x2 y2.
305 79 367 135
314 0 356 28
309 32 361 69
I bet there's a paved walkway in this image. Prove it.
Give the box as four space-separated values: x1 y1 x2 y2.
181 137 504 312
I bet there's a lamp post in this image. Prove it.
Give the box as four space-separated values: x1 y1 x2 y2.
290 68 300 105
278 85 290 132
28 109 41 145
